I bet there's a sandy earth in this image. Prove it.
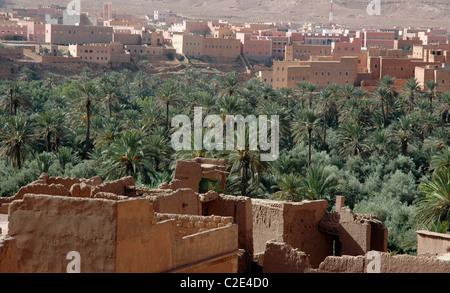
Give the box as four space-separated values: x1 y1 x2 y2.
8 0 450 29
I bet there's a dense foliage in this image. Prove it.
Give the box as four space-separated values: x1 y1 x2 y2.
0 67 449 254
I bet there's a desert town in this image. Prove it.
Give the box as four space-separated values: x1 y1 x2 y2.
0 1 449 275
0 1 448 91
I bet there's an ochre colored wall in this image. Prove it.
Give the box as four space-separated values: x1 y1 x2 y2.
310 251 450 273
417 230 450 256
8 194 118 273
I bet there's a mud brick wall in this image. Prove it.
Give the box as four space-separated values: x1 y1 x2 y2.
252 199 333 268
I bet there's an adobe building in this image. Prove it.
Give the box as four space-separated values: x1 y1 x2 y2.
45 24 113 45
285 42 332 61
0 158 448 274
416 63 450 92
68 42 131 64
271 56 359 89
172 33 241 59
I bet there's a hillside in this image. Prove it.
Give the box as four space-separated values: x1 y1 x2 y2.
9 0 450 29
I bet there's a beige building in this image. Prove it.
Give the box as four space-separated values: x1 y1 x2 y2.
172 33 241 58
271 56 359 89
69 42 130 63
45 24 114 45
416 63 450 92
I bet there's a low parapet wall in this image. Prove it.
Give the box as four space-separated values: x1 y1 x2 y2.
417 230 450 256
308 251 450 273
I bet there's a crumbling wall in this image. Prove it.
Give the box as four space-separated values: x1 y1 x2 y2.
252 199 285 253
0 236 18 273
146 188 202 215
8 194 118 273
168 158 227 193
155 213 233 237
262 240 312 273
89 176 135 197
309 251 450 273
252 198 332 268
5 193 239 273
204 194 253 272
417 230 450 256
319 196 388 256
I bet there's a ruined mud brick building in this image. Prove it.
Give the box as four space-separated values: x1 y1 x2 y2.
0 158 449 273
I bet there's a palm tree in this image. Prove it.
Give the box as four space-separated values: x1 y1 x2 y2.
429 147 450 171
157 80 179 129
76 81 99 158
372 86 391 127
395 115 415 156
221 72 239 97
338 119 372 158
424 80 438 114
423 127 449 151
35 110 64 152
291 108 320 168
101 129 156 181
271 173 304 201
301 165 337 201
316 88 337 149
415 167 450 230
225 128 270 197
0 115 34 169
372 128 394 156
402 78 421 113
436 91 450 124
1 83 32 116
97 74 118 118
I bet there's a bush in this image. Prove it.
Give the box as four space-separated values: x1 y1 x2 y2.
354 193 418 254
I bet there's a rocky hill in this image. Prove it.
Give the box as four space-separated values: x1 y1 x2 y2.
10 0 450 29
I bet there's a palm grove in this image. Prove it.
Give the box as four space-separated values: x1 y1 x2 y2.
0 66 449 254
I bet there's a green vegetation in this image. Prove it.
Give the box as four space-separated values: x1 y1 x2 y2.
0 69 448 254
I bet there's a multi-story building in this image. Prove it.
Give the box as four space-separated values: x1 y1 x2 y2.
236 33 272 59
271 57 359 89
357 31 396 49
68 42 130 63
285 43 331 61
415 63 450 92
154 10 176 22
172 34 241 58
289 31 350 45
270 35 289 59
0 21 28 40
418 29 448 45
45 24 113 45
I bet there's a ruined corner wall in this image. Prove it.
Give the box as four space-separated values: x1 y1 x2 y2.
417 230 450 256
202 194 253 272
262 240 312 273
0 236 18 273
146 188 202 215
252 198 333 268
8 194 118 273
310 252 450 273
6 194 239 273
